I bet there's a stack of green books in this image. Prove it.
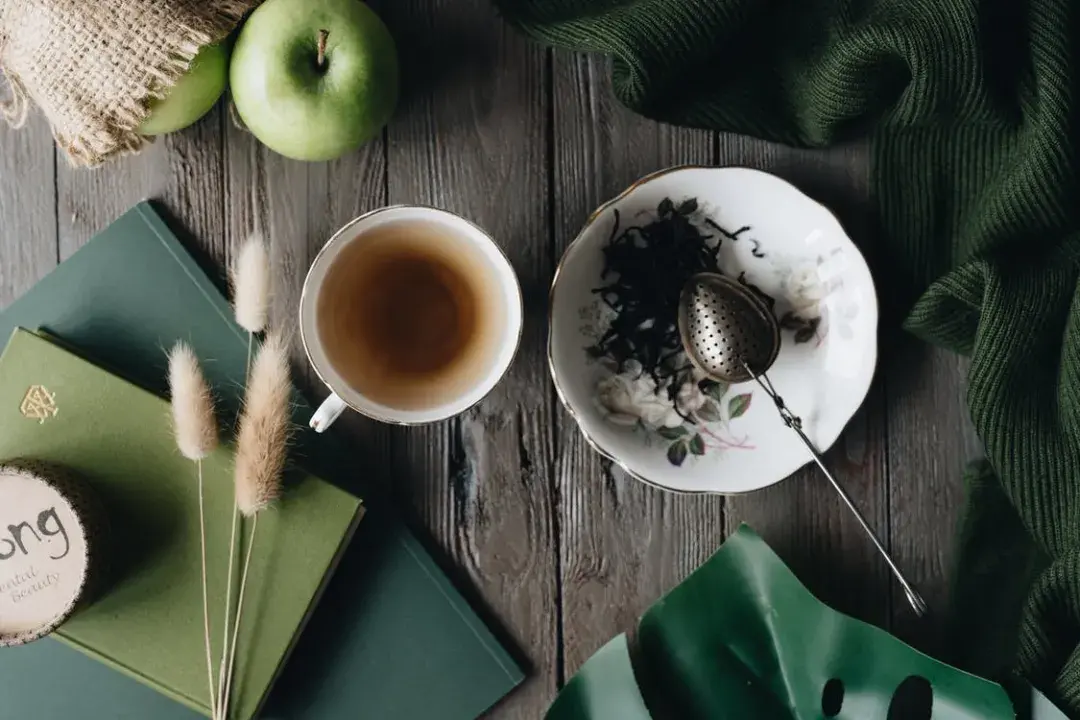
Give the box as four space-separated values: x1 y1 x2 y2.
0 328 364 719
0 203 523 719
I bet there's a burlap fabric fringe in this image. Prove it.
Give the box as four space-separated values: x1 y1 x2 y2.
0 0 257 167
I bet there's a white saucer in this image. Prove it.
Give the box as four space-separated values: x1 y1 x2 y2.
548 166 878 494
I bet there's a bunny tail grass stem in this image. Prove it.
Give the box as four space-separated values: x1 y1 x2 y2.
197 461 217 717
166 343 220 718
220 515 259 720
217 332 253 717
218 333 290 717
215 508 239 719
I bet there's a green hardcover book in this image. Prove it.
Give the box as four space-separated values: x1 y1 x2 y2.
0 328 364 719
0 202 523 720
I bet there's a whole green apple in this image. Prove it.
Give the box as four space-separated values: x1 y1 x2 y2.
140 43 228 136
230 0 399 161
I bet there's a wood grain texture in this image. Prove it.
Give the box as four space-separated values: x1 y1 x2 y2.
0 5 987 715
221 97 387 385
0 115 56 304
886 346 978 651
717 136 893 629
57 108 226 263
552 51 727 677
381 1 558 717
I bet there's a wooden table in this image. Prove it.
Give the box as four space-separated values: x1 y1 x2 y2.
0 1 980 716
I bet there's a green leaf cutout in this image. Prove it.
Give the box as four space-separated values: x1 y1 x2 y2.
657 425 689 440
689 434 706 455
545 635 651 720
696 400 721 423
547 525 1023 720
728 393 752 419
667 440 689 466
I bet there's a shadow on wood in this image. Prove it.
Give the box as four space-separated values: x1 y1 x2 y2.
383 1 494 116
385 446 535 679
149 199 230 298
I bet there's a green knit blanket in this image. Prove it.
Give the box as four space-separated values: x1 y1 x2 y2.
494 0 1080 711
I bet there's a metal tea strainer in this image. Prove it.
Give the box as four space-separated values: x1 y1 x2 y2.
678 273 928 617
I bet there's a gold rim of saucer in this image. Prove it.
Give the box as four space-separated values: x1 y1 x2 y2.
546 164 876 496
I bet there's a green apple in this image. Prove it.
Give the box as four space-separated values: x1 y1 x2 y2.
229 0 399 161
140 43 229 136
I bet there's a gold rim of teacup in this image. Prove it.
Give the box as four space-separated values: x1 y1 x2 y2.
299 204 525 427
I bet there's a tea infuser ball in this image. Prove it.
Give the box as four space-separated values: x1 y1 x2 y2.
678 272 928 617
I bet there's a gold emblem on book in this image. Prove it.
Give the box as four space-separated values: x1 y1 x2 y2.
20 385 57 424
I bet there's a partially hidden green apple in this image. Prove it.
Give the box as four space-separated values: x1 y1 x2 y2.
140 43 229 136
229 0 399 162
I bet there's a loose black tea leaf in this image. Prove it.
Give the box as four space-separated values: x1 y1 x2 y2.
794 317 821 344
779 311 803 330
736 272 776 310
704 218 751 243
588 198 773 417
779 311 822 343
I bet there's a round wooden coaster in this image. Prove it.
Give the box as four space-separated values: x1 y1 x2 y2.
0 461 102 647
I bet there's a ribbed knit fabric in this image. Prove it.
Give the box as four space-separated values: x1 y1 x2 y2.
494 0 1080 710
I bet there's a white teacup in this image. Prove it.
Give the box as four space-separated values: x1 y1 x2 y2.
301 206 522 430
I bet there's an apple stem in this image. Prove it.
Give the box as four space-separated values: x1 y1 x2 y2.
317 29 329 70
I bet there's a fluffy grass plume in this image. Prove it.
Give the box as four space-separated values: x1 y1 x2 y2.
167 340 219 714
231 233 270 335
221 332 292 718
168 342 218 460
234 332 291 516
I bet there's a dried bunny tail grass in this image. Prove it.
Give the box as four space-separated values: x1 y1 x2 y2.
234 332 291 517
168 341 218 461
232 233 270 334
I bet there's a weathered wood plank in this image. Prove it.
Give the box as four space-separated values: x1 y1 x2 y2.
220 65 395 547
221 106 386 382
718 136 893 628
552 51 725 677
57 108 226 263
887 346 978 651
0 114 56 303
381 1 557 717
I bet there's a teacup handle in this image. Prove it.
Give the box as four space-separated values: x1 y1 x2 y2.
310 392 348 433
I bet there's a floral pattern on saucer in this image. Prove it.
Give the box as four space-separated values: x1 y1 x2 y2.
592 358 755 466
548 166 879 494
576 198 834 468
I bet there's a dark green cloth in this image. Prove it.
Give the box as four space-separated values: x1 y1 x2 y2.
493 0 1080 711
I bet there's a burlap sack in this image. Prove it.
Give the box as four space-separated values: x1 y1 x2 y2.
0 0 258 167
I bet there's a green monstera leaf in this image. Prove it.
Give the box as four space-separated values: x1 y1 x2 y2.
547 526 1068 720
